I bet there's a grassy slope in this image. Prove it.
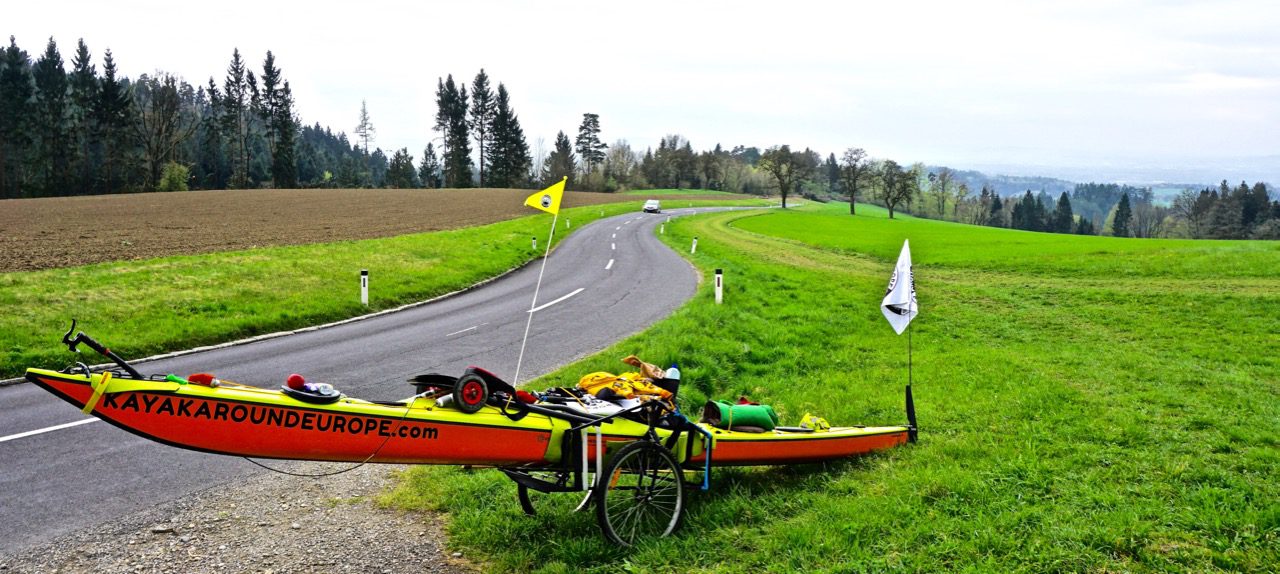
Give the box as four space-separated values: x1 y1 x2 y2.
387 202 1279 573
0 199 764 379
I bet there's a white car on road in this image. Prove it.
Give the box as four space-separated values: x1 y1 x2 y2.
643 199 661 213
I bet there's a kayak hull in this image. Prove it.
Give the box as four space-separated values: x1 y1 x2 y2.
26 368 909 468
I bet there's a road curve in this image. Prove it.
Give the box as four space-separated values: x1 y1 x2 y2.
0 207 722 555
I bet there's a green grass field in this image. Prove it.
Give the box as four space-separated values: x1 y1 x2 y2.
0 199 765 379
386 201 1279 572
623 188 745 196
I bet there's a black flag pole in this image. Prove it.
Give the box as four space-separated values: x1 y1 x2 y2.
906 321 917 442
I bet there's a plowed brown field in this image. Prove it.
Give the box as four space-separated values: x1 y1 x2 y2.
0 188 739 272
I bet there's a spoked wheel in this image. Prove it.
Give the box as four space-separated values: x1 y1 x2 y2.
452 374 488 414
594 440 685 547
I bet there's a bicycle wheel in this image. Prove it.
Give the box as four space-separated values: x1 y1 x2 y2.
594 440 685 546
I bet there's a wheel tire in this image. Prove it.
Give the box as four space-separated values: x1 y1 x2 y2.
453 374 488 414
594 440 685 547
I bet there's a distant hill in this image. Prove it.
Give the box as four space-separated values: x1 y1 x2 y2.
925 166 1075 198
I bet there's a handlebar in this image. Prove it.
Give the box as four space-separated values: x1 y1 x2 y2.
61 319 142 379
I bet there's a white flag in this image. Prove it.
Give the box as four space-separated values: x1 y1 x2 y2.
881 239 918 335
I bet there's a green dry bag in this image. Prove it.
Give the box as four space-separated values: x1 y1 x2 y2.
702 400 779 432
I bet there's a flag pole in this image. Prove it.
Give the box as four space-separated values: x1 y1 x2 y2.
513 212 558 387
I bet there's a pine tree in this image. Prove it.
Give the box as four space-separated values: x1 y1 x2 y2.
222 49 253 188
989 194 1004 227
1053 192 1074 233
542 131 575 187
387 147 416 188
32 37 70 196
1112 193 1132 237
469 69 494 186
434 75 471 188
825 153 839 195
68 38 98 194
419 143 441 188
574 113 607 173
0 36 33 198
354 99 375 154
97 48 132 194
272 81 297 188
487 83 530 188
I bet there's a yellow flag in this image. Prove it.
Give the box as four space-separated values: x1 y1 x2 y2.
524 177 566 216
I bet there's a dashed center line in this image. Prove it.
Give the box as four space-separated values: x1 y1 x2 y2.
611 243 616 250
605 259 614 270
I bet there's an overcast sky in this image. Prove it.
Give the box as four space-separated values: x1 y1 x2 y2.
11 0 1279 180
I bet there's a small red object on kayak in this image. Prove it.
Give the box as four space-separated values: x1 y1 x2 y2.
286 373 306 390
188 373 218 387
515 390 538 404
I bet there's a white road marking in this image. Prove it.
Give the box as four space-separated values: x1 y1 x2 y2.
611 243 616 250
615 226 621 230
0 418 99 444
528 287 585 313
605 259 614 270
612 233 616 239
446 325 480 337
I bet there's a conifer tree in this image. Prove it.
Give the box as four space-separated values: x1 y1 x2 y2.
68 38 98 194
387 147 416 188
0 36 33 198
574 113 607 173
272 81 297 188
1053 192 1074 233
419 143 441 188
487 83 530 188
542 130 575 187
221 49 253 188
354 99 375 154
469 69 494 186
1112 193 1132 237
97 49 132 194
434 75 471 187
33 37 71 195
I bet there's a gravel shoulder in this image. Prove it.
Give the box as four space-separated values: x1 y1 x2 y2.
0 462 472 574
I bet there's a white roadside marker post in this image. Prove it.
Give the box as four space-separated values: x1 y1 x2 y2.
532 236 537 250
360 269 369 306
715 268 723 304
566 218 571 229
691 237 698 254
661 223 665 234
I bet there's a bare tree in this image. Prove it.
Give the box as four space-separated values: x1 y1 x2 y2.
879 159 915 219
839 148 870 215
132 72 200 190
1171 189 1210 238
1132 201 1169 238
930 167 954 218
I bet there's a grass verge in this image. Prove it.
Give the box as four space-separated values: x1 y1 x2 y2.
386 203 1278 573
0 199 765 379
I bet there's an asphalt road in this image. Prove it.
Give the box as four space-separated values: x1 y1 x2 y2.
0 207 723 555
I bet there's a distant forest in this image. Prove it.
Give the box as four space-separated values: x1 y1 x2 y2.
2 36 1275 240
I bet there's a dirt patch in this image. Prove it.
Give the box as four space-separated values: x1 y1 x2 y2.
0 462 474 574
0 188 743 272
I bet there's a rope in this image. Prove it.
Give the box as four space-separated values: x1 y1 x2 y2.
243 392 427 478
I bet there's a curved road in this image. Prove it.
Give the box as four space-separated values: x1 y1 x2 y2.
0 207 722 555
